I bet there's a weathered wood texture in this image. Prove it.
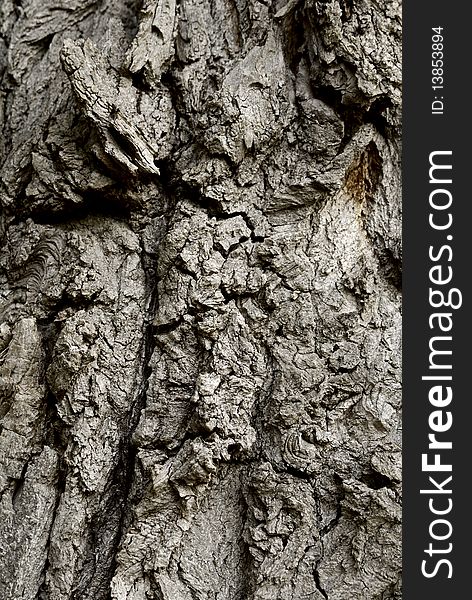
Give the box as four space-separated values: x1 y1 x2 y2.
0 1 401 598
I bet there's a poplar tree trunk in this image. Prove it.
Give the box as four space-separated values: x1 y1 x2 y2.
0 1 402 598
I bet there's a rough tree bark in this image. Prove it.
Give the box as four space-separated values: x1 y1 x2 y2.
0 1 401 599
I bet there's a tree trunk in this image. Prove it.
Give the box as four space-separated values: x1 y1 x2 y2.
0 1 402 599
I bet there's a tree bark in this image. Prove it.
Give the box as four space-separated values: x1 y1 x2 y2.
0 1 402 599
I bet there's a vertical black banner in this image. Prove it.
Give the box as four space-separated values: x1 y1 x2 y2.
404 2 471 598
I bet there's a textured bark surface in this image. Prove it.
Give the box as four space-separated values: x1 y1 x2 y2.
0 1 402 599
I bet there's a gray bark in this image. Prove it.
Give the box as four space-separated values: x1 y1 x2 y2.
0 1 402 599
